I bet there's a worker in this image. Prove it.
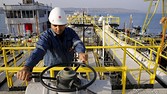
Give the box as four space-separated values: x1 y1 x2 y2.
17 7 87 81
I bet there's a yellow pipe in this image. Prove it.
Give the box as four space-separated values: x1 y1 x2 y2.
0 67 126 72
2 47 35 50
138 65 142 84
12 50 16 67
150 47 161 84
122 67 127 94
85 61 90 80
134 42 137 56
86 46 160 49
9 77 13 87
50 69 54 78
123 48 126 66
3 49 11 87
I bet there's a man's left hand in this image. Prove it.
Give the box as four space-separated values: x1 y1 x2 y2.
78 53 88 63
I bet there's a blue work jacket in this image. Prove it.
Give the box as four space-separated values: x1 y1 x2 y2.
25 27 85 68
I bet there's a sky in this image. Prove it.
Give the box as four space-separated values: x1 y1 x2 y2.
0 0 162 12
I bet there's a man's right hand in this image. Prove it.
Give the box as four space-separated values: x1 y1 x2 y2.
17 66 32 81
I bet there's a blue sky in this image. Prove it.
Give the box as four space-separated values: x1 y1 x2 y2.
0 0 162 12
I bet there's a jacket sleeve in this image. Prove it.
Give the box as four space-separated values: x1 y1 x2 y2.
70 28 86 53
25 32 50 68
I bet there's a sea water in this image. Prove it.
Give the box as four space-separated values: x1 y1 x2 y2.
90 12 162 35
0 12 162 35
113 13 162 35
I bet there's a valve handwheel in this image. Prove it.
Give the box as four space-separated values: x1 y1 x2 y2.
39 62 97 92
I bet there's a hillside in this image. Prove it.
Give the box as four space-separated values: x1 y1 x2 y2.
63 8 142 15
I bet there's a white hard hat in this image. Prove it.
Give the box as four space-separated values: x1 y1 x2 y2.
48 7 67 25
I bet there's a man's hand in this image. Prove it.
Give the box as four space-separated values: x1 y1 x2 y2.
78 53 88 63
17 66 32 81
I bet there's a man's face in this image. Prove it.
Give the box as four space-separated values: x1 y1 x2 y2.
51 24 66 35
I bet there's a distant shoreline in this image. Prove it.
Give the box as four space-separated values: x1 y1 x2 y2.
63 8 161 14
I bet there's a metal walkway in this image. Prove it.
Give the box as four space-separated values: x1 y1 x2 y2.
95 26 164 87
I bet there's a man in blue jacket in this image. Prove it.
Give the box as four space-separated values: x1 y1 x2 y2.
17 7 87 81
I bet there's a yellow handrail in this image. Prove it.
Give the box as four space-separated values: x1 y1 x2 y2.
0 45 162 94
